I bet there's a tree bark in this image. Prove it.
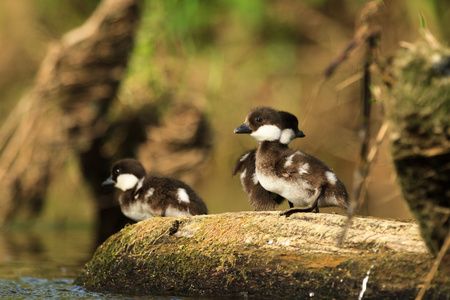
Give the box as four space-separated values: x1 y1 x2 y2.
0 0 140 224
386 34 450 257
75 212 449 299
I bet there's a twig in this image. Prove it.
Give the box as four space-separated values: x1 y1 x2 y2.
301 77 325 126
335 72 364 91
303 1 382 126
351 34 375 210
338 122 388 245
305 2 384 246
358 121 389 208
323 1 382 79
330 1 384 244
415 230 450 300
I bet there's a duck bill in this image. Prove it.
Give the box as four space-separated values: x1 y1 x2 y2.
234 122 252 134
296 129 306 138
102 177 115 186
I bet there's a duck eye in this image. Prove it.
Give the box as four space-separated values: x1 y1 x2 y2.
255 117 263 123
113 168 120 176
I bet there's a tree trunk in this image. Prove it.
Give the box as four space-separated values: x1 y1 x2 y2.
0 0 213 247
386 34 450 256
75 212 449 299
0 0 140 224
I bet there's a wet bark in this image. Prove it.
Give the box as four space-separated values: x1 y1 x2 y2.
75 212 449 299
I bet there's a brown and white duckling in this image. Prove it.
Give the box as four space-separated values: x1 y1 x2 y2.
102 158 207 221
235 107 349 217
232 110 305 210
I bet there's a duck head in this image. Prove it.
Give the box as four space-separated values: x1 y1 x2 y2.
235 107 305 143
102 159 146 191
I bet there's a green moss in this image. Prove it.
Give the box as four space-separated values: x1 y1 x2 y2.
388 42 450 156
386 38 450 256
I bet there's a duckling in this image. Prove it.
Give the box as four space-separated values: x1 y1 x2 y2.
232 111 305 210
235 107 349 217
102 158 207 221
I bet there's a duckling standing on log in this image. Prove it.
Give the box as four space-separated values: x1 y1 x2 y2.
102 159 208 221
235 107 349 217
233 111 305 210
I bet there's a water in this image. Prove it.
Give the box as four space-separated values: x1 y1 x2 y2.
0 228 187 299
0 277 162 299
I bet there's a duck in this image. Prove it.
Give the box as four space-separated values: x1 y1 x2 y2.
102 158 208 221
234 107 349 217
232 110 305 210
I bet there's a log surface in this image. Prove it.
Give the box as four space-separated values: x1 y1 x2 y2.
75 212 449 299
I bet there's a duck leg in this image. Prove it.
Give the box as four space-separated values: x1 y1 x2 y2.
280 187 322 217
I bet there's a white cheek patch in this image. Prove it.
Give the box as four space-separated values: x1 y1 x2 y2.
177 188 190 203
116 174 139 191
299 163 309 175
280 129 295 144
326 171 338 185
250 125 281 142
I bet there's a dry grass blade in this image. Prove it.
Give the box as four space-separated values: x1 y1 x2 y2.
317 1 385 244
339 121 389 245
415 231 450 300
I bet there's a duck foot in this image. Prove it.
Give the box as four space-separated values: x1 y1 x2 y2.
280 206 319 217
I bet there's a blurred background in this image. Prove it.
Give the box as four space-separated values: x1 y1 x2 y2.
0 0 449 282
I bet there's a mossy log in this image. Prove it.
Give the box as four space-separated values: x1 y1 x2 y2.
386 36 450 256
75 212 449 299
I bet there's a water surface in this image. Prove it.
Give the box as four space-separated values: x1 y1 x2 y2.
0 228 189 299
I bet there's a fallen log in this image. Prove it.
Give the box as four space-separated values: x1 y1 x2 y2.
75 212 449 299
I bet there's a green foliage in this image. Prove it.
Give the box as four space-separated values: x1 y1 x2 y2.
419 13 427 29
125 0 285 96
